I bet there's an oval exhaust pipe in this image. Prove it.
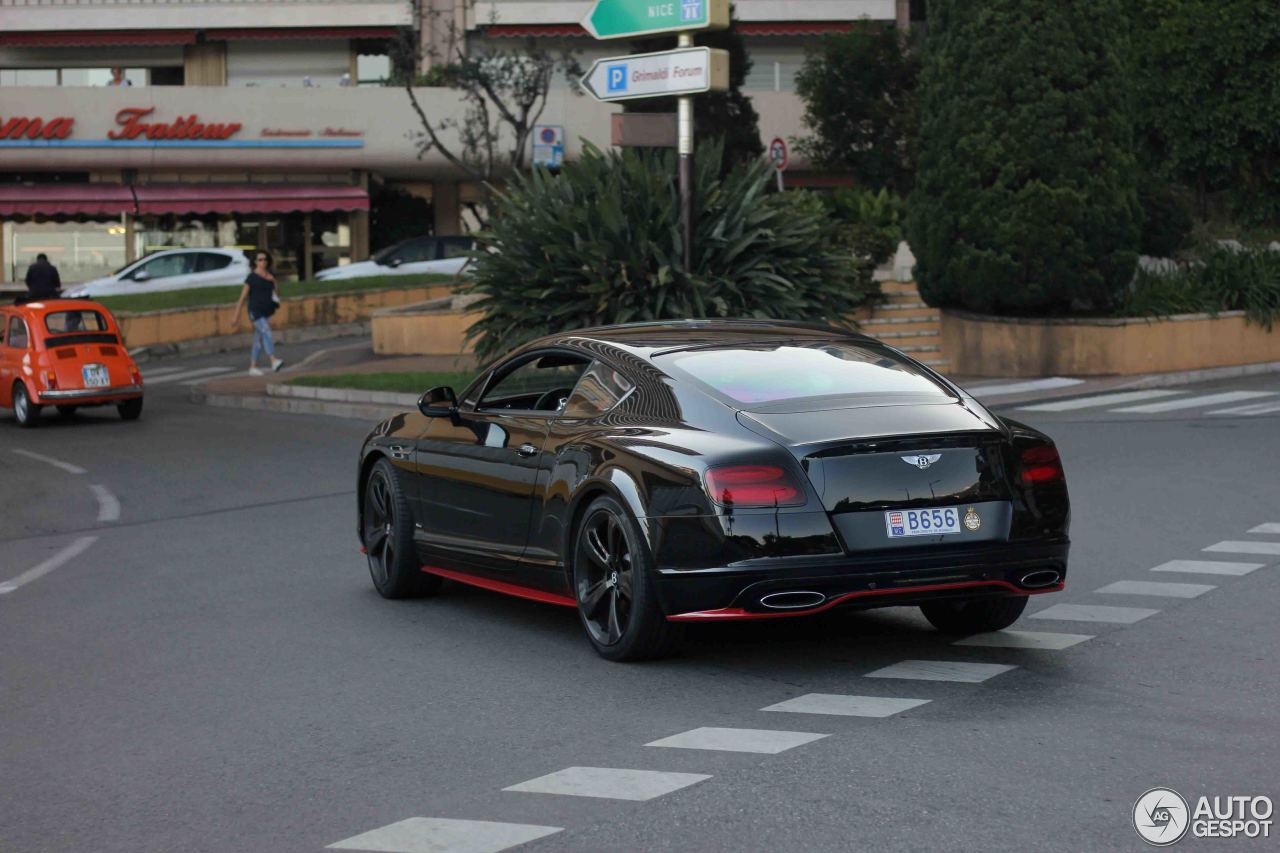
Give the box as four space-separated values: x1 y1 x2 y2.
759 591 827 610
1020 570 1061 589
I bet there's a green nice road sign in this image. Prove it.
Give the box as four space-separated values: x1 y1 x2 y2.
581 0 730 40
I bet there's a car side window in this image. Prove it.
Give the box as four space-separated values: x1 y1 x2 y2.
388 239 434 265
478 354 591 413
7 317 29 349
439 238 473 259
195 252 232 272
561 361 634 419
137 253 193 280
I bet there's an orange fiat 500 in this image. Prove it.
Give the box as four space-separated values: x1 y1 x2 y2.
0 298 143 427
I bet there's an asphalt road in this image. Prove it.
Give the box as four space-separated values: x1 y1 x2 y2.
2 359 1278 853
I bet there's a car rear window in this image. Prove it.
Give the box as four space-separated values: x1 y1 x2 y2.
659 342 951 407
45 310 109 334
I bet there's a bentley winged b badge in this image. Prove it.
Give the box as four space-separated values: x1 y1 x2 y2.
902 453 942 470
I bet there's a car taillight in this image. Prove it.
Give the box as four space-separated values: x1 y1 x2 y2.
45 370 57 390
704 465 805 508
131 367 142 385
1020 446 1064 484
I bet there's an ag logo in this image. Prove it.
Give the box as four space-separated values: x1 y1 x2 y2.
1134 787 1190 846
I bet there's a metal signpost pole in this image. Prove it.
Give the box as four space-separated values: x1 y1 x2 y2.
677 32 695 274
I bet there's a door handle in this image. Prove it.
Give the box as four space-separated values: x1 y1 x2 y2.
516 443 539 457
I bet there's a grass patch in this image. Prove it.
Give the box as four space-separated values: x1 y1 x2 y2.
286 371 475 395
95 273 456 315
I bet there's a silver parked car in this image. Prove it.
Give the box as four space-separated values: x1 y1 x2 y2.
65 249 250 298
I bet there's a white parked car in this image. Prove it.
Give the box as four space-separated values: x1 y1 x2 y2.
315 236 474 282
65 248 250 298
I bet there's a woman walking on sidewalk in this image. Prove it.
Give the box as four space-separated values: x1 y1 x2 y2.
233 250 284 376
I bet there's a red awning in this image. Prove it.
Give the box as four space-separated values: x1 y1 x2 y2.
0 184 135 217
203 27 398 41
133 184 369 215
480 21 855 38
0 30 197 47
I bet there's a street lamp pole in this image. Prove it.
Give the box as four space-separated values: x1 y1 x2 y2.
677 32 694 275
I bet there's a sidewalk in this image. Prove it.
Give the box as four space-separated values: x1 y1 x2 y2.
190 338 1280 421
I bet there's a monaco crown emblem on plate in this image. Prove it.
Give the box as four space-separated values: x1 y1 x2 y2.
964 506 982 531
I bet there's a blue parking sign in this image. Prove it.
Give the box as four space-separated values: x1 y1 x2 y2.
682 0 704 21
607 64 628 92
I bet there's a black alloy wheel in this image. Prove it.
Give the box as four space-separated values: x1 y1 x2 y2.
919 596 1028 634
13 382 40 428
363 458 440 599
572 495 681 661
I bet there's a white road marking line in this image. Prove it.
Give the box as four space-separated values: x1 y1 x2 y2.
1030 603 1158 623
327 817 562 853
1111 390 1275 413
1151 559 1264 576
1204 540 1280 556
761 694 931 718
864 659 1015 683
139 365 186 378
1096 580 1214 598
503 767 710 801
0 536 97 596
1018 390 1183 412
1248 523 1280 535
11 448 86 475
953 630 1094 650
143 366 234 386
645 727 828 754
1209 401 1280 416
967 377 1085 398
89 484 120 523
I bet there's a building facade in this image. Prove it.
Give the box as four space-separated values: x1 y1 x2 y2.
0 0 904 284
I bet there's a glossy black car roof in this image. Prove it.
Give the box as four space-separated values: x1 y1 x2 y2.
548 319 879 361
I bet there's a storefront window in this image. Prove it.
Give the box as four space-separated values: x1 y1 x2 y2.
3 220 128 285
0 68 146 86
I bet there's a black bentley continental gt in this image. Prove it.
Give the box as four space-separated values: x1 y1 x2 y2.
357 320 1069 661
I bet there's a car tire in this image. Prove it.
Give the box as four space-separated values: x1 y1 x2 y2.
117 398 143 421
571 495 682 662
57 405 78 417
363 458 441 599
13 382 41 427
919 596 1028 634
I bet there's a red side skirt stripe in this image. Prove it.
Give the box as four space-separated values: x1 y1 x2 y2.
666 580 1065 622
421 565 577 608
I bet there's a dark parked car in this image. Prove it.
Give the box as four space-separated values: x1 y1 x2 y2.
357 320 1070 661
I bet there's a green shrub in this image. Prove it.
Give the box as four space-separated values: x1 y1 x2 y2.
1120 245 1280 327
821 188 906 268
461 142 876 360
1136 178 1194 258
908 0 1141 316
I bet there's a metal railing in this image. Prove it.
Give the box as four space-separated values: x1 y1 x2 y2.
0 0 404 6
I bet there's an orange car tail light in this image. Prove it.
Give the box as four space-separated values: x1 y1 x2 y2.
45 370 57 390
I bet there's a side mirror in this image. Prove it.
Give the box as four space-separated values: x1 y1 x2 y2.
418 385 457 418
131 270 151 282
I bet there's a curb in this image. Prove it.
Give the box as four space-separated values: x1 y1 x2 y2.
265 382 418 407
129 321 371 363
969 360 1280 407
191 387 402 421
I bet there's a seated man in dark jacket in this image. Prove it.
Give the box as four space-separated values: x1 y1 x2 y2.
24 253 62 300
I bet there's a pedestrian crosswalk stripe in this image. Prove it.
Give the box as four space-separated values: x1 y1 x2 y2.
1096 580 1215 598
1209 401 1280 416
1111 390 1275 413
327 817 562 853
1030 603 1158 623
864 659 1015 683
1150 559 1264 576
1248 523 1280 535
1018 389 1183 412
503 767 710 801
761 693 931 718
1203 540 1280 556
953 630 1094 650
645 727 828 754
967 377 1085 398
144 366 234 386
